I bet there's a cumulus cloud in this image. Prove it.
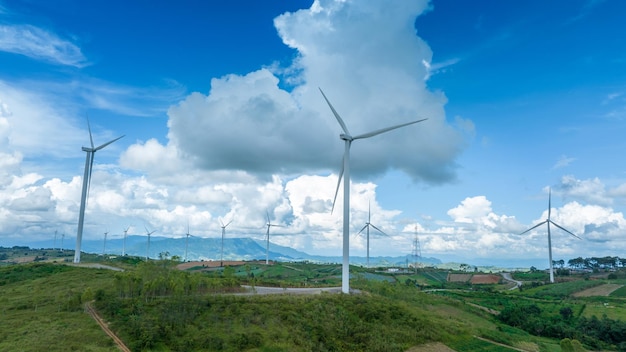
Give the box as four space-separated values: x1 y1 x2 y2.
160 0 469 183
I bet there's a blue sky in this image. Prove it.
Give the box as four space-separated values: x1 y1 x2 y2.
1 0 626 268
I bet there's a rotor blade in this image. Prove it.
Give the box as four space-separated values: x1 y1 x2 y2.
87 119 94 149
548 188 552 220
518 220 547 236
331 157 345 214
370 223 388 236
144 226 149 234
224 220 233 227
95 135 125 151
266 210 271 224
549 220 582 240
357 224 368 235
86 152 95 203
353 118 427 140
319 88 350 135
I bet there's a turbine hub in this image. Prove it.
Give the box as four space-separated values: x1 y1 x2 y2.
339 133 352 141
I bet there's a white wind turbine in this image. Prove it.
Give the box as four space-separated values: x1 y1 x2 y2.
122 226 130 256
74 120 124 263
264 211 283 265
357 202 387 268
320 88 427 294
220 219 232 267
184 222 196 262
102 229 108 256
144 226 156 261
519 188 581 283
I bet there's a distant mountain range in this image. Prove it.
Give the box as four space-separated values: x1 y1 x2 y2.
25 235 442 267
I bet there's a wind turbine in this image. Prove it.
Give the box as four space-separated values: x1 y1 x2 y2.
320 88 427 294
54 230 58 251
60 233 65 252
122 226 130 256
220 219 232 267
264 211 283 265
102 229 108 256
144 226 156 260
519 188 581 283
74 120 124 263
356 203 386 268
184 222 195 262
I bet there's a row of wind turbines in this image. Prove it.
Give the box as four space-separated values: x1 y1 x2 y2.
73 90 580 295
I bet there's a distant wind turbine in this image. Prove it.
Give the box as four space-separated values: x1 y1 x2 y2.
60 233 65 252
102 229 108 256
519 188 581 283
357 203 387 268
122 226 130 256
74 120 124 263
144 226 156 260
264 211 283 265
220 219 232 267
184 222 195 262
54 230 58 251
320 88 427 294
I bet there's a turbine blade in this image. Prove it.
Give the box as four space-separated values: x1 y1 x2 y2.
319 88 350 135
331 157 345 214
95 135 125 151
353 118 427 140
87 119 94 149
549 220 582 240
370 224 387 236
266 210 271 224
519 220 548 235
86 152 95 203
357 224 368 235
548 188 552 220
225 220 233 227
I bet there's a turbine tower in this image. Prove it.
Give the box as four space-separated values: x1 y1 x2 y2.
74 120 124 263
264 211 283 265
356 203 386 268
144 226 156 261
220 219 232 267
320 88 427 294
519 188 581 283
122 226 130 256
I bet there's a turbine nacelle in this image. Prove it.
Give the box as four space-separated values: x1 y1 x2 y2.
340 133 352 141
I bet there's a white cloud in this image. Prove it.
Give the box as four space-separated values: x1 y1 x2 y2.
558 175 612 205
0 24 87 67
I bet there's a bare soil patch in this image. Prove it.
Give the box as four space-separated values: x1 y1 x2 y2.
406 342 456 352
572 283 623 297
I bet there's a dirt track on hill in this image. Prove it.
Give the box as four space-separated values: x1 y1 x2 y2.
572 283 622 297
85 302 131 352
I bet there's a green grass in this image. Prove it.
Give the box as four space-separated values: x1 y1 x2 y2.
609 285 626 297
0 264 119 351
4 256 626 351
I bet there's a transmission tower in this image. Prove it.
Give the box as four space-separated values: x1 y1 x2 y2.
411 225 422 273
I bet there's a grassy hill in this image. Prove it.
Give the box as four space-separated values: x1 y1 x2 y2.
2 250 626 351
